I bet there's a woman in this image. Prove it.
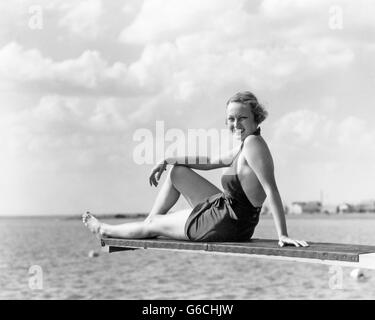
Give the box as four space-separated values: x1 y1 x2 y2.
83 91 308 247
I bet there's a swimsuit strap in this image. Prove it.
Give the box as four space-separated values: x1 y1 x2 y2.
232 127 260 166
253 127 261 136
231 142 244 165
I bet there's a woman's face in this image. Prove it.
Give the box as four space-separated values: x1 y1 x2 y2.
226 102 258 141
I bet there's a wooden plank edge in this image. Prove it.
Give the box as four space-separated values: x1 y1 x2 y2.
101 239 140 253
100 239 375 269
101 239 360 262
102 238 209 251
145 247 375 270
207 245 360 262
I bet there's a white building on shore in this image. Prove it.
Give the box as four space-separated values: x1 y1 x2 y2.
290 201 322 214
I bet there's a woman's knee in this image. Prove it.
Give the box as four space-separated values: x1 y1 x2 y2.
169 165 191 183
143 217 158 233
144 210 190 240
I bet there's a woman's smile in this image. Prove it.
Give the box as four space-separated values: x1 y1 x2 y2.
226 102 257 140
233 128 245 136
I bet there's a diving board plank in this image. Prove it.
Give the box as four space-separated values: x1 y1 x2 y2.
101 238 208 253
100 238 375 269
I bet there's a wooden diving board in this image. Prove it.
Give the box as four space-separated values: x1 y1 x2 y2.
100 238 375 270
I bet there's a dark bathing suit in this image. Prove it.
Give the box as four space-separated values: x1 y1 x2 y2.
185 127 262 242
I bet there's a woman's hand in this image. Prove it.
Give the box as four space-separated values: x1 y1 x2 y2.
149 160 168 187
278 235 309 247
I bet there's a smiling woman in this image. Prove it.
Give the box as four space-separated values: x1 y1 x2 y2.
83 91 308 248
225 91 268 128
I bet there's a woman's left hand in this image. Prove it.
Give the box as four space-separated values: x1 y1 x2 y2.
278 235 309 247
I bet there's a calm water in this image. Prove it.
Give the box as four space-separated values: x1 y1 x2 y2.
1 215 375 300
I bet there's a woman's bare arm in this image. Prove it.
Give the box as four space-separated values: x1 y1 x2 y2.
163 146 239 170
149 147 240 186
242 136 308 247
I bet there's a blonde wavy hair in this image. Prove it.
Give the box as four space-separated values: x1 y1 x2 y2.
226 91 268 125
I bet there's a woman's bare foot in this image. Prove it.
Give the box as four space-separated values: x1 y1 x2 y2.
82 212 105 238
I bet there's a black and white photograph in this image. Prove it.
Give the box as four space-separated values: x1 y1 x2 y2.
1 0 375 302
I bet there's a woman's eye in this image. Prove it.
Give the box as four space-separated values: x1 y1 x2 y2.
227 117 246 122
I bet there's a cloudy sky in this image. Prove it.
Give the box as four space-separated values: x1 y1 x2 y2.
1 0 375 216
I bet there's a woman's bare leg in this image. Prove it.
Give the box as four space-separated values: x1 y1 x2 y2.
147 165 221 220
82 166 221 240
146 168 181 221
83 209 191 240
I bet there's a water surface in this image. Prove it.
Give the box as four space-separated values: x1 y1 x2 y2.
1 215 374 299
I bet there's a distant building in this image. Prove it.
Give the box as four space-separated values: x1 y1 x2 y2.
337 203 355 214
356 200 375 213
260 204 289 215
321 204 337 214
290 203 303 214
284 205 290 215
290 201 322 214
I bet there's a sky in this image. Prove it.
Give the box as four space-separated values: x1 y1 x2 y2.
1 0 375 216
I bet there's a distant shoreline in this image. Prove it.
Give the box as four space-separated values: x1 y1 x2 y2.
0 213 149 219
1 212 375 220
270 212 375 219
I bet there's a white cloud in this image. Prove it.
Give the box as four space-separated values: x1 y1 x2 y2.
0 42 50 82
0 92 149 215
272 110 333 146
58 0 103 38
89 98 128 132
117 0 360 105
0 95 132 163
297 38 354 69
272 110 375 150
271 109 375 169
269 109 375 204
337 116 374 149
119 0 235 44
0 42 148 95
260 0 375 28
